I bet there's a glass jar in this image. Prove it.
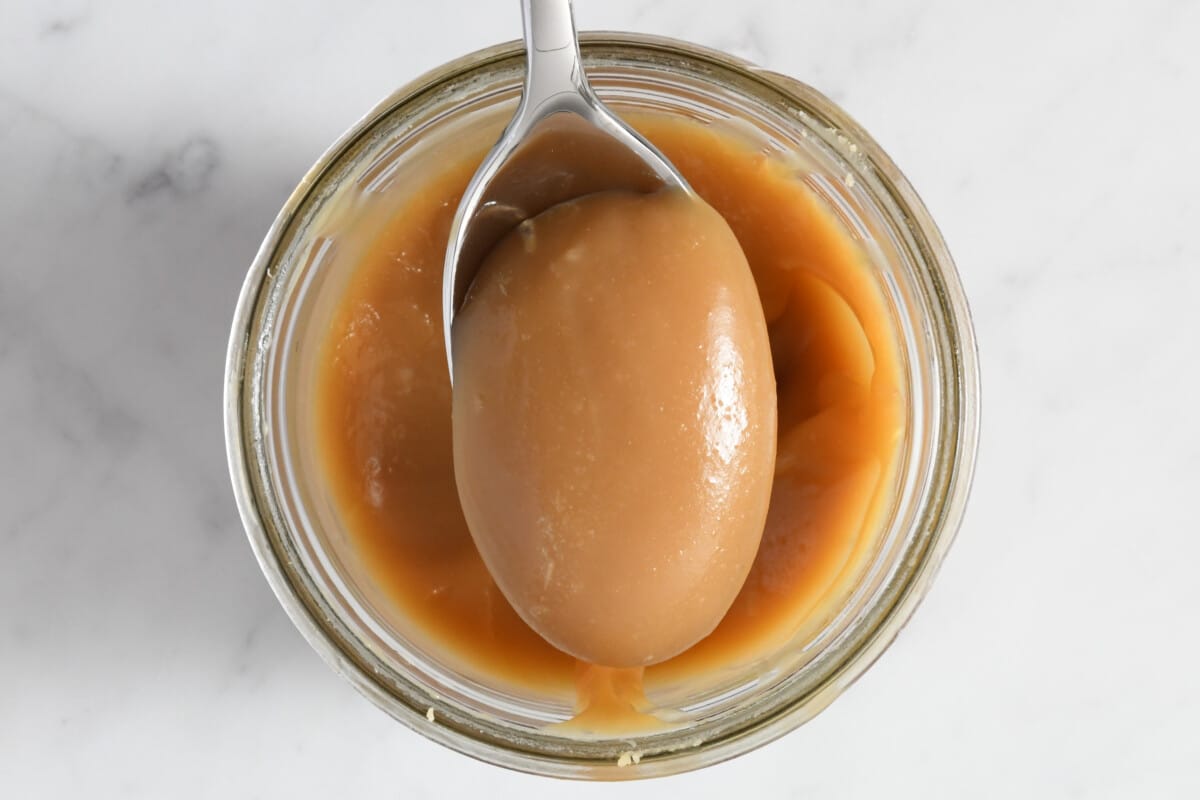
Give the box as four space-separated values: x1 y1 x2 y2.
224 33 979 779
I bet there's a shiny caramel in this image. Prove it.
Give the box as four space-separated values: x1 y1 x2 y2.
452 189 776 668
315 113 904 713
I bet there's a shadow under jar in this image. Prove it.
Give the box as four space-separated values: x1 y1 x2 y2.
225 33 979 780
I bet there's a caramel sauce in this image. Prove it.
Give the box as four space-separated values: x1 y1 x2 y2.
453 188 777 668
314 114 905 721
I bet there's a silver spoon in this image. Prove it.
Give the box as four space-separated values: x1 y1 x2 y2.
442 0 692 378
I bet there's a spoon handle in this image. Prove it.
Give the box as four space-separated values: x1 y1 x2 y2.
521 0 588 113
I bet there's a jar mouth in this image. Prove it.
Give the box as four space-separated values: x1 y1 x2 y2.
225 32 979 780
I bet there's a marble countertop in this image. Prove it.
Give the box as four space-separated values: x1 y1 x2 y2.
2 0 1197 796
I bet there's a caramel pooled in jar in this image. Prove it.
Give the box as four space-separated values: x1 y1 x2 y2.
314 115 905 720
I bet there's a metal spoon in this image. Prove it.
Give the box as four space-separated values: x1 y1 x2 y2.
441 0 692 378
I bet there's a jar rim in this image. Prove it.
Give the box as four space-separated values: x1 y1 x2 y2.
225 31 980 780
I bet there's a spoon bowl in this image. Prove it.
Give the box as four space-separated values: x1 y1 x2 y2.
441 0 692 377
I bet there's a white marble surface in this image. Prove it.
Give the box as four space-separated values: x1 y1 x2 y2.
2 0 1198 796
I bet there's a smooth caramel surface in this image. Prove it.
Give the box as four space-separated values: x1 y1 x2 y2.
452 189 776 668
314 114 904 702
